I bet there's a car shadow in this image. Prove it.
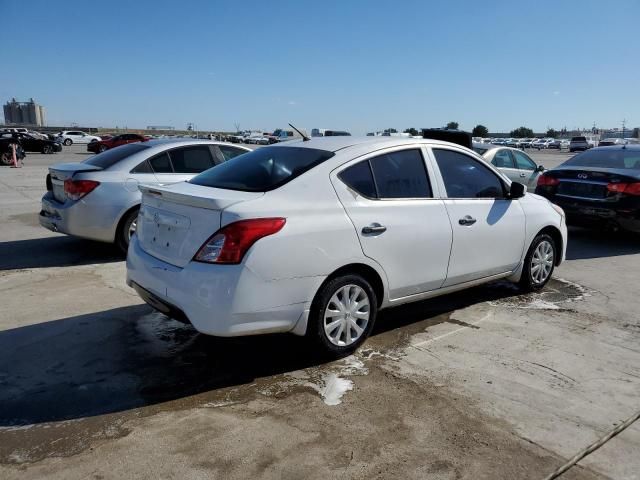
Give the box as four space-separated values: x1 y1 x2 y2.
566 227 640 260
0 235 122 270
0 281 524 426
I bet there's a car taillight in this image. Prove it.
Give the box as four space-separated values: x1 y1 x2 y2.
607 182 640 196
537 174 560 187
194 218 286 264
64 179 100 200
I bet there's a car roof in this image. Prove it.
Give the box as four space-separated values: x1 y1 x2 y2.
590 144 640 152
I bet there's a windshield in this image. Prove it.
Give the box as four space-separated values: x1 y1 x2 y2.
190 146 335 192
83 143 150 169
571 137 586 142
561 149 640 170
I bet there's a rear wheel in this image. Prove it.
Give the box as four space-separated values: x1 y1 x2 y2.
116 207 139 254
308 274 377 356
99 144 108 153
519 233 556 291
63 138 72 146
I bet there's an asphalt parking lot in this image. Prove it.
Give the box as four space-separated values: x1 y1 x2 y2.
1 145 639 479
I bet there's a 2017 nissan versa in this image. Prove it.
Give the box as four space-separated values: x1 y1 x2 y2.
127 136 567 355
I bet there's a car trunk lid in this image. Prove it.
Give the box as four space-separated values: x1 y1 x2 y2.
137 183 263 267
48 162 103 203
548 167 639 200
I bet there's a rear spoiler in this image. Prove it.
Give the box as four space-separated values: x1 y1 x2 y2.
422 129 472 149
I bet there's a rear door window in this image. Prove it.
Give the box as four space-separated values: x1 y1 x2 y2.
131 159 153 173
190 146 334 191
83 143 150 169
491 149 516 168
369 149 432 198
149 152 173 173
218 145 248 161
169 146 215 173
433 149 505 198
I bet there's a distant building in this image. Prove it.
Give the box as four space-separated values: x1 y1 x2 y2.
3 98 46 126
147 125 175 131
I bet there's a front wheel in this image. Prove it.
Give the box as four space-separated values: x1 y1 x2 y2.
99 145 108 153
308 274 378 356
63 138 72 146
519 233 556 291
42 144 52 154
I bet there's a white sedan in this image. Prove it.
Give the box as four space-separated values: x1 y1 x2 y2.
127 136 567 355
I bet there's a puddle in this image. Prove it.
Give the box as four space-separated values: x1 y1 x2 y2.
488 278 590 311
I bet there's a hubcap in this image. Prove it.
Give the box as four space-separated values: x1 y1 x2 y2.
531 240 554 284
128 219 137 241
323 284 370 347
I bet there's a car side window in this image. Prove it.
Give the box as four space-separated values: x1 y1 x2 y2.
169 146 215 173
433 149 505 199
149 152 173 173
369 149 432 198
491 149 516 168
512 150 536 171
218 145 247 161
131 159 153 174
339 160 377 198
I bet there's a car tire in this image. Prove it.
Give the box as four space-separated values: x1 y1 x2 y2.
519 233 556 291
99 145 108 153
42 145 52 154
63 139 72 146
116 207 140 254
307 274 378 357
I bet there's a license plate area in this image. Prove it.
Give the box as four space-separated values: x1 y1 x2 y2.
557 181 607 199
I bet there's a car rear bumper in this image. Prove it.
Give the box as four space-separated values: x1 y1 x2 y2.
126 236 318 337
39 192 118 242
550 197 640 233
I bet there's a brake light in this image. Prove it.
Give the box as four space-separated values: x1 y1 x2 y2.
607 182 640 196
64 179 100 200
194 218 286 264
537 174 560 187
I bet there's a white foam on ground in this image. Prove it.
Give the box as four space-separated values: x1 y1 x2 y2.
311 373 354 406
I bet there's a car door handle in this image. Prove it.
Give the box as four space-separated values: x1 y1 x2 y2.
519 173 527 177
458 215 476 226
362 223 387 235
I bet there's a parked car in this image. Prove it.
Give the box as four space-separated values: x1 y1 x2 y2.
126 136 567 356
39 140 250 252
598 138 626 147
0 131 62 154
472 143 544 189
559 139 570 150
535 145 640 233
547 139 562 149
87 133 148 153
569 136 593 152
56 130 101 146
492 138 507 145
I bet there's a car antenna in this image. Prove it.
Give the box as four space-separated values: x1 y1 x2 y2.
289 123 310 141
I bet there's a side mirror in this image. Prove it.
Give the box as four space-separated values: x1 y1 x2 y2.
536 164 545 172
509 182 526 199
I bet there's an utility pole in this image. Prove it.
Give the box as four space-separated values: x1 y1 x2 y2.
622 119 626 139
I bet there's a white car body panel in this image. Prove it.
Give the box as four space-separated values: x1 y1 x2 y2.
126 137 567 339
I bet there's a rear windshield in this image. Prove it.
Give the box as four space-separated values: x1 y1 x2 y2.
83 143 150 169
571 137 586 142
189 146 335 192
473 146 489 155
562 149 640 170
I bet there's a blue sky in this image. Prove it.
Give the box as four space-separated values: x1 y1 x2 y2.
1 0 638 134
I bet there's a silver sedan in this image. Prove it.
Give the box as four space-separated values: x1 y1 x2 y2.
472 143 544 189
39 139 250 252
